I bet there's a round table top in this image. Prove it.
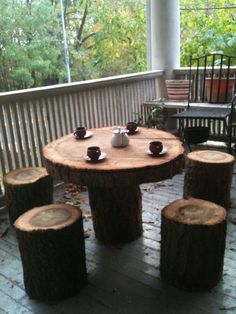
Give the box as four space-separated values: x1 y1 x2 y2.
43 126 184 187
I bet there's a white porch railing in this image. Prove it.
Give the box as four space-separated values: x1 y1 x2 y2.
0 70 163 191
174 66 236 79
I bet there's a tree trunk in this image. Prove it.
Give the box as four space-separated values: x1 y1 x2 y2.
14 204 87 301
184 150 234 208
160 198 226 291
88 185 143 244
3 167 53 224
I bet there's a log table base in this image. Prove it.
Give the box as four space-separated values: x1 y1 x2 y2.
160 198 226 291
184 150 235 209
3 167 53 224
14 204 87 301
88 185 143 244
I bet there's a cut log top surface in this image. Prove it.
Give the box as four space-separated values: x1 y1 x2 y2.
43 127 184 187
187 150 235 164
4 167 49 185
163 198 226 225
14 204 81 231
43 127 183 171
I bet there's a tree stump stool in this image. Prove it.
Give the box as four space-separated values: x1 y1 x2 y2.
160 198 226 291
184 150 234 209
3 167 53 224
14 204 87 301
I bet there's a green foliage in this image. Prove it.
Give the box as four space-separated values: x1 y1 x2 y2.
0 0 65 90
134 99 167 130
1 0 236 91
90 1 146 78
0 0 146 91
180 0 236 65
66 0 146 80
145 106 165 129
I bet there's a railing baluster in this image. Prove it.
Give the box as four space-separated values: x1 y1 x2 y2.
10 103 23 168
17 102 31 166
0 105 11 172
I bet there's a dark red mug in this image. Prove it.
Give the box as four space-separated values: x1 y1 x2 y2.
74 127 86 138
126 121 138 133
87 146 101 160
149 141 163 156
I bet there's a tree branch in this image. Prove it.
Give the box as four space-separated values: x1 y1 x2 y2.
77 1 88 43
80 32 95 45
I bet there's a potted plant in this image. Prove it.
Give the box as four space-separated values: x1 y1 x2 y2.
133 98 168 130
205 77 234 103
165 80 191 102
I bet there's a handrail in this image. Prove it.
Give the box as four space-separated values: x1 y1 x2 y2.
0 71 163 103
0 70 163 191
174 66 236 76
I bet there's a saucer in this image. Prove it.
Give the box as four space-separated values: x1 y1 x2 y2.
126 127 140 135
84 152 107 162
74 130 93 140
147 147 167 157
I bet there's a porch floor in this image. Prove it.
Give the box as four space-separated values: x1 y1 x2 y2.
0 146 236 314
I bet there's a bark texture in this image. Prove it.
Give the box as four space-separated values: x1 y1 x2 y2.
160 198 226 291
3 167 53 224
14 204 87 301
184 150 234 209
88 185 142 244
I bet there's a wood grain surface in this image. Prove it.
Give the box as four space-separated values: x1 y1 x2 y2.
43 126 184 187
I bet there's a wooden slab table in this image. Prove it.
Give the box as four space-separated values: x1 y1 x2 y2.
43 126 184 244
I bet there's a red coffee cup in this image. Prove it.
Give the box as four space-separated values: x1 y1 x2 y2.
74 127 86 138
126 122 138 133
149 141 163 156
87 146 101 160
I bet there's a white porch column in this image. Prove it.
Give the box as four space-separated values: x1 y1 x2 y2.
146 0 180 79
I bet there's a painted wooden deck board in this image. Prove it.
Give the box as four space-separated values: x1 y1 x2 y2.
0 159 236 313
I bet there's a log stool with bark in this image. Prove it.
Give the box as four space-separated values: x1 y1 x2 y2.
184 150 234 209
14 203 87 301
160 198 226 291
3 167 53 224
